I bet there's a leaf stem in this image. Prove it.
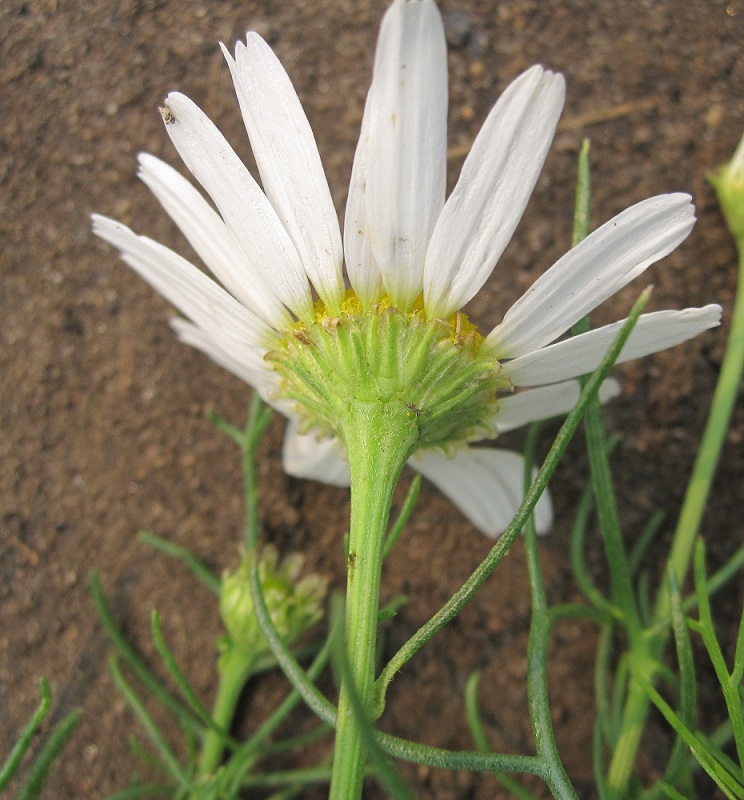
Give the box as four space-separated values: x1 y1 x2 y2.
522 426 580 800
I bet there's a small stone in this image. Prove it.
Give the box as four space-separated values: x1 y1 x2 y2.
444 11 472 49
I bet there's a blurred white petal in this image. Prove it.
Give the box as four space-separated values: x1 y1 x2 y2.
282 421 351 487
363 0 448 310
170 319 280 404
411 447 553 537
504 305 722 386
344 103 383 308
161 92 313 321
137 153 288 327
224 35 344 313
486 194 696 357
425 66 565 319
492 378 621 434
92 215 274 373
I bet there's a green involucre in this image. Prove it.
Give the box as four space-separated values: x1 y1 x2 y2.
267 296 509 452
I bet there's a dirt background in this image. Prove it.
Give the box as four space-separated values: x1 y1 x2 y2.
2 0 743 798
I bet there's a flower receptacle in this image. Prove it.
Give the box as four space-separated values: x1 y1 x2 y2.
267 295 509 459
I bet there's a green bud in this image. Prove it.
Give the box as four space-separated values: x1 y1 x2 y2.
218 546 326 674
709 132 744 243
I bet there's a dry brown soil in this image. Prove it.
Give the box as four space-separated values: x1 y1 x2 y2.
2 1 743 798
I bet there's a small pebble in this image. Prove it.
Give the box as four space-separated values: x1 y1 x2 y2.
444 11 472 48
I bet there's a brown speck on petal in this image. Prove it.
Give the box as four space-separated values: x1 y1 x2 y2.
159 105 176 125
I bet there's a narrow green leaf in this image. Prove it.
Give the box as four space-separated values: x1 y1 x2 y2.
594 625 616 749
373 730 546 779
695 729 744 784
570 481 616 616
90 572 204 736
222 635 333 796
694 540 731 687
383 475 421 560
138 533 220 594
669 571 697 728
16 708 81 800
150 611 237 749
206 411 245 445
681 542 744 616
584 374 641 639
464 672 490 753
593 708 610 800
629 511 665 576
109 656 190 786
637 572 652 627
241 765 334 789
656 780 688 800
104 784 177 800
694 540 744 769
661 570 699 789
572 138 592 247
548 604 612 626
248 557 337 727
522 424 580 800
0 678 52 789
635 669 744 800
731 595 744 686
464 673 544 800
260 724 333 756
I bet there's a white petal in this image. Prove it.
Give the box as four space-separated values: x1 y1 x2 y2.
344 103 383 308
503 305 722 386
410 447 553 537
491 378 621 434
282 421 351 487
137 153 289 327
170 319 281 403
363 0 448 310
92 215 274 374
224 36 345 313
424 66 565 318
486 194 696 357
160 92 313 321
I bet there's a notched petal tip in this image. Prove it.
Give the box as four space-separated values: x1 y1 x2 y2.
219 40 234 64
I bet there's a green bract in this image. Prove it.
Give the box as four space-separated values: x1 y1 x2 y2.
268 292 510 454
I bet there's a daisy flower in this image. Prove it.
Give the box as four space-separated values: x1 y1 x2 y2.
92 0 720 538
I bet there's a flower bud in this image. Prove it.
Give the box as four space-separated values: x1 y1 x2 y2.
710 132 744 242
218 546 326 673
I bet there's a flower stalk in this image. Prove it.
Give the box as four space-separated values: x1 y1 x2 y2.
329 401 420 799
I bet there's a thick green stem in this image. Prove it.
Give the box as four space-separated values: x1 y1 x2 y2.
328 400 419 800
